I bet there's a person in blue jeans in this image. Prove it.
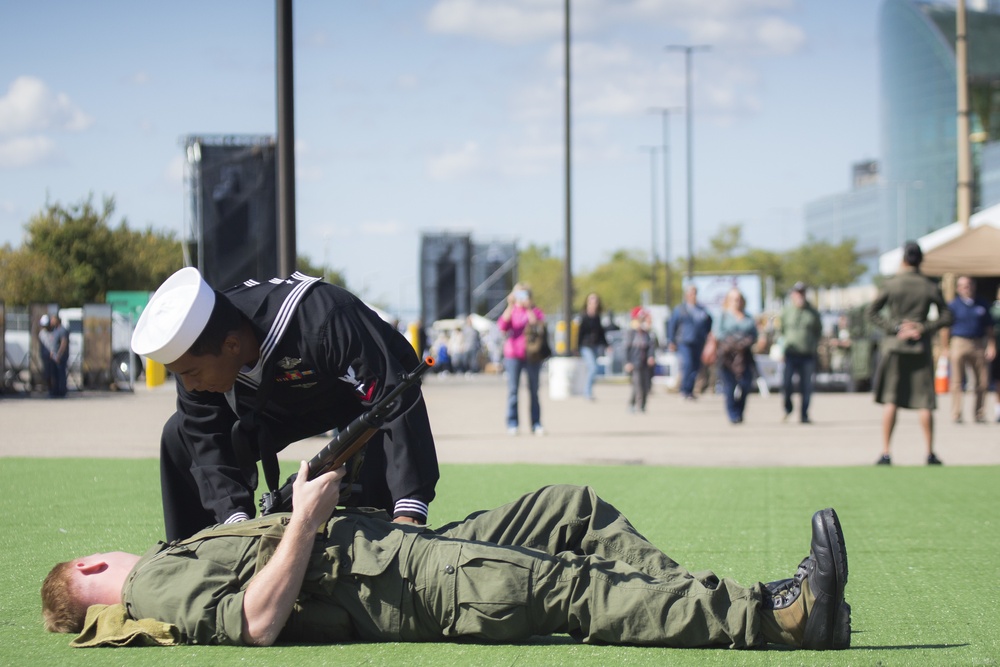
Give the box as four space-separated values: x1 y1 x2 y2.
668 285 713 400
577 292 608 400
498 283 546 435
780 282 822 424
715 289 758 424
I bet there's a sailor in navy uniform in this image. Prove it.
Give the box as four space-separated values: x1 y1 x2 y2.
132 267 439 541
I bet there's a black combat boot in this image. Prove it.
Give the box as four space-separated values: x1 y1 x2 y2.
760 508 851 650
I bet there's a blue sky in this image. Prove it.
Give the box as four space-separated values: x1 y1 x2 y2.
1 0 886 317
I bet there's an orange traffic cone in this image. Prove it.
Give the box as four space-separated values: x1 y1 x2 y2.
934 356 949 394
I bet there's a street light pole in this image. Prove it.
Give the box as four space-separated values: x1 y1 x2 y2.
276 0 297 277
666 44 709 280
649 106 682 306
640 146 660 304
562 0 573 350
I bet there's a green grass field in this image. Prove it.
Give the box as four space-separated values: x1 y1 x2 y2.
1 459 998 666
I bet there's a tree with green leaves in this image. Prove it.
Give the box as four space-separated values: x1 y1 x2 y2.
514 224 865 321
0 195 182 306
576 249 654 315
517 244 564 315
781 238 865 294
296 255 348 289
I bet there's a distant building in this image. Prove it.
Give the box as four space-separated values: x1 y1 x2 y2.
419 232 517 324
804 162 886 280
803 0 1000 279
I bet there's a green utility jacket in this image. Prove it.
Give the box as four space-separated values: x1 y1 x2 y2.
780 303 822 356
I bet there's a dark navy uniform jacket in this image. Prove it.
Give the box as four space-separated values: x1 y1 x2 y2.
172 272 438 525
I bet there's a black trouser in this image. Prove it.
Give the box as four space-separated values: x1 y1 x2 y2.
159 412 396 541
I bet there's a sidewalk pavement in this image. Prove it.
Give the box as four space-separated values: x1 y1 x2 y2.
2 373 998 468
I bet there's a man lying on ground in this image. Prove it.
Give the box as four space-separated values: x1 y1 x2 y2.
42 464 850 651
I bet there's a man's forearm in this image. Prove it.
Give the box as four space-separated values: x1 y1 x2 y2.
240 516 317 646
241 462 343 646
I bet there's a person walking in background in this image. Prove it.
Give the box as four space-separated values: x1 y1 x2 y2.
991 286 1000 422
37 314 55 395
866 242 953 466
432 331 453 374
499 283 545 435
461 315 482 374
624 306 657 413
577 292 608 401
715 289 758 424
941 276 996 424
47 313 70 397
780 282 823 424
667 285 713 401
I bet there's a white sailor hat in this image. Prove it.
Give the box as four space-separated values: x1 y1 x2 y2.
39 314 50 327
131 267 216 364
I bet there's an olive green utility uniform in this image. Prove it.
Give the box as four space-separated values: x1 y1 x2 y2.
867 267 953 409
122 485 765 648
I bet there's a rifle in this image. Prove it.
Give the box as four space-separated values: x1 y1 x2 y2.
259 356 435 515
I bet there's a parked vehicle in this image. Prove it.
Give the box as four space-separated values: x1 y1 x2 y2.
2 307 142 391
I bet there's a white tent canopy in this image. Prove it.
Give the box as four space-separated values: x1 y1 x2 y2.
879 202 1000 277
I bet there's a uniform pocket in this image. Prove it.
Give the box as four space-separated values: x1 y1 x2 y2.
451 543 534 641
349 521 405 576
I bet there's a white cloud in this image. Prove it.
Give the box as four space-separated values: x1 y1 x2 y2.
0 76 93 135
681 15 805 55
0 135 56 168
163 154 185 187
754 16 807 56
427 0 564 43
129 71 150 85
425 0 805 55
359 220 403 236
427 141 482 180
396 74 421 91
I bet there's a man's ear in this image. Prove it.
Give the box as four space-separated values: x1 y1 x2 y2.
75 559 108 575
222 332 242 356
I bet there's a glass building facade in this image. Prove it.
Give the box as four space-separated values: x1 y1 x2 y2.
805 0 1000 279
804 180 886 280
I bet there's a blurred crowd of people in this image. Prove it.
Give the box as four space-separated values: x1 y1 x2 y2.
408 255 1000 467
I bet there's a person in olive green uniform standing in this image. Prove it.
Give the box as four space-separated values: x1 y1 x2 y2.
866 242 953 466
42 463 851 651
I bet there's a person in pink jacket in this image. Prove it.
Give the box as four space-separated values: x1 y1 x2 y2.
498 283 546 435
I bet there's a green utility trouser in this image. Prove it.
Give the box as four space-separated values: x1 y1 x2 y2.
401 485 764 648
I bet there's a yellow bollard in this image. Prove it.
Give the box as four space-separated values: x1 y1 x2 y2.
554 320 568 356
145 358 166 388
407 321 421 356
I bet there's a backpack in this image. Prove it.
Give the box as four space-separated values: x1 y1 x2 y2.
525 321 552 363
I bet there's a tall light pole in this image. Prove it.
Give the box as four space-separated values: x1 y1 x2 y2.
666 44 709 280
562 0 573 348
640 146 660 304
649 106 682 305
276 0 297 276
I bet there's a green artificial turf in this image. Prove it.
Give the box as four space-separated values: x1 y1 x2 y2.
1 459 998 666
